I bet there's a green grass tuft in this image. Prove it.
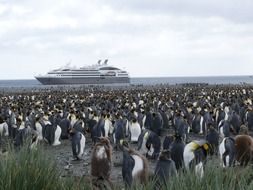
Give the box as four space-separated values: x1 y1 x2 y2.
1 143 253 190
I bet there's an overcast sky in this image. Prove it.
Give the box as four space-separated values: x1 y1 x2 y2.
0 0 253 79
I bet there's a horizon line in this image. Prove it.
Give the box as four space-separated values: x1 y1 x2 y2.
0 74 252 80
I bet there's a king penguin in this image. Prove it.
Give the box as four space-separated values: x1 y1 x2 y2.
129 117 141 143
70 128 86 160
154 150 177 187
44 118 62 146
121 140 149 187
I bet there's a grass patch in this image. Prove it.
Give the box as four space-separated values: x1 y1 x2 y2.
121 160 253 190
0 143 253 190
0 143 92 190
0 144 61 190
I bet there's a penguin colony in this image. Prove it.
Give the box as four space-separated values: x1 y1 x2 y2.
1 84 253 187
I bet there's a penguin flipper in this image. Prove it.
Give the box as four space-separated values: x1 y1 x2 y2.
123 152 135 187
71 141 77 157
137 132 145 150
101 125 105 137
77 133 82 156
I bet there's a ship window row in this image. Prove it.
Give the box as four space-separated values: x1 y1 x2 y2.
49 72 100 74
60 69 99 71
71 69 98 72
56 75 100 78
118 73 128 74
99 67 119 70
53 75 127 77
55 74 107 77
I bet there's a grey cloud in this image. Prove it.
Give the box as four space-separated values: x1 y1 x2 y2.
0 0 253 79
107 0 253 23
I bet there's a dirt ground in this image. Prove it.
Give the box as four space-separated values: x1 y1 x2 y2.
44 136 129 183
43 129 205 184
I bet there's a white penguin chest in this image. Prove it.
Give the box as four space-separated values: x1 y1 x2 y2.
0 123 5 133
183 143 196 169
78 134 86 157
132 155 144 178
130 123 141 141
104 120 110 137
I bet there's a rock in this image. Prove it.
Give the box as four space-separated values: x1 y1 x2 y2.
64 164 72 170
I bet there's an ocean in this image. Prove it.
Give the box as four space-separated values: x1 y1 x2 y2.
0 76 252 89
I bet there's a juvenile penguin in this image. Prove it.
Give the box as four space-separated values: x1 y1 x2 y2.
91 137 112 182
235 135 253 166
121 141 149 187
155 150 177 187
70 128 86 160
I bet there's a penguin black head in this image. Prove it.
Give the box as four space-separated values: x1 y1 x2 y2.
207 123 215 131
239 125 249 135
0 116 3 124
119 140 129 151
174 133 183 141
159 150 172 161
69 127 76 136
202 143 214 156
132 117 137 123
16 117 22 125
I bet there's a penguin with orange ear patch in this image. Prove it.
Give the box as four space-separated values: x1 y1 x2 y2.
70 127 86 161
219 137 235 167
184 140 213 178
121 140 149 187
155 150 177 187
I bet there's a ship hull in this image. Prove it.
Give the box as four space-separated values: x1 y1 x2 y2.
35 76 130 85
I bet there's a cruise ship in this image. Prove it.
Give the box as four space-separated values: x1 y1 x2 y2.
35 60 130 85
